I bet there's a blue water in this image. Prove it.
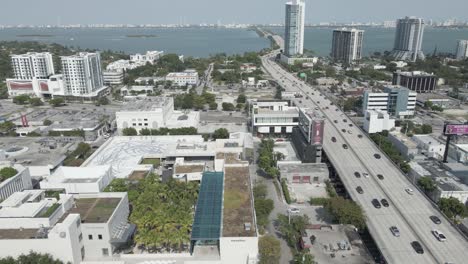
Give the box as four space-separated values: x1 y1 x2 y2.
268 27 468 56
0 27 270 57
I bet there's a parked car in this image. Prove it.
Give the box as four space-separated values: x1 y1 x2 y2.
411 241 424 254
288 207 300 214
381 199 389 207
432 230 447 242
430 215 441 224
372 199 381 209
374 153 381 159
343 119 347 122
377 174 384 180
356 186 364 194
331 137 337 142
405 188 414 195
358 134 363 138
334 120 338 123
354 172 361 178
390 226 400 237
342 144 348 149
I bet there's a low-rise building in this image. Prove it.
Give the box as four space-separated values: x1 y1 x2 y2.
412 135 445 159
393 71 438 93
165 69 198 86
6 75 65 98
291 108 325 163
250 100 299 135
115 97 199 134
278 163 329 184
103 70 124 86
388 131 419 160
363 110 395 134
0 164 32 201
240 63 258 73
363 86 416 118
416 93 461 109
130 50 163 64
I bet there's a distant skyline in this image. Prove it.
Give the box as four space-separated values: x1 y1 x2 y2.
1 0 467 25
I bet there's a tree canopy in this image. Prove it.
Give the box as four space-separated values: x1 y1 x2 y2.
213 128 229 139
324 197 366 229
417 177 437 193
0 167 18 181
258 235 281 264
0 251 67 264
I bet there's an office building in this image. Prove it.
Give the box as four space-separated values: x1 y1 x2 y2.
291 108 324 163
103 70 124 86
61 52 104 96
393 71 437 93
363 86 416 118
250 100 299 135
456 40 468 60
331 28 364 64
284 0 305 57
363 110 396 134
165 69 199 86
115 97 199 134
11 52 55 80
391 17 425 62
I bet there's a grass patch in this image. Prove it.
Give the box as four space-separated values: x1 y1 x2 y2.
224 190 248 209
140 158 161 167
37 203 60 218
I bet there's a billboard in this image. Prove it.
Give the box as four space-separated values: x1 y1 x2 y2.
311 120 325 145
444 124 468 136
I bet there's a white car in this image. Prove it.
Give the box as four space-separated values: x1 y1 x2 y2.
288 207 300 214
363 172 369 178
405 188 414 195
432 230 447 242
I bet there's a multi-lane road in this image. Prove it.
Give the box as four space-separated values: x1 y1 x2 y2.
262 52 468 264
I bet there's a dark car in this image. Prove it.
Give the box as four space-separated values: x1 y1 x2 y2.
341 129 346 132
381 199 389 207
349 124 353 127
334 120 338 124
374 153 381 159
356 186 364 194
354 172 361 178
372 199 381 209
411 241 424 254
377 174 384 180
331 137 337 142
430 215 442 224
342 144 348 149
343 119 347 122
358 134 363 138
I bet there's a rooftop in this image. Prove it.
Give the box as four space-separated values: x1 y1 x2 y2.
389 131 418 148
119 97 172 112
223 166 256 237
63 197 121 223
45 165 111 184
417 161 468 192
396 71 435 77
0 228 41 240
279 163 329 174
167 70 198 78
174 165 205 174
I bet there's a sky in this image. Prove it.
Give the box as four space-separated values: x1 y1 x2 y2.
1 0 467 25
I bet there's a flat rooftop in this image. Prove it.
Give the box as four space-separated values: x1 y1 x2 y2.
0 228 41 240
223 166 256 237
396 71 435 77
0 137 71 168
389 131 418 148
174 165 204 174
119 97 172 112
279 163 329 174
417 161 468 192
64 197 121 223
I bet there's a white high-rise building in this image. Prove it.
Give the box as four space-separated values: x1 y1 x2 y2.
456 40 468 60
391 17 425 62
331 28 364 64
61 52 104 96
10 52 55 80
284 0 305 57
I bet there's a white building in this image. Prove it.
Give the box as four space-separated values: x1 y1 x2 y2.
0 191 133 264
115 97 200 134
129 50 163 64
363 110 395 134
11 52 55 80
240 63 258 73
331 28 364 64
388 131 419 160
362 86 416 118
0 164 32 201
456 40 468 60
165 69 199 86
391 17 425 62
106 59 138 72
61 52 104 96
103 70 124 86
250 100 299 134
284 0 305 57
6 75 65 98
412 135 445 159
39 165 113 194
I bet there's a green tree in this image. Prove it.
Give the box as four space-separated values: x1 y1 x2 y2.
98 97 110 105
122 127 138 136
49 98 65 107
0 167 18 181
12 94 30 105
104 178 129 192
139 128 151 135
29 97 44 106
258 235 281 264
0 121 15 134
237 94 247 104
222 102 235 111
324 197 366 229
417 176 437 193
213 128 229 139
293 252 315 264
421 124 433 134
43 119 53 126
438 197 466 220
209 102 218 110
0 251 66 264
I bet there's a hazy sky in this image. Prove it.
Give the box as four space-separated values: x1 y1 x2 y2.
1 0 467 25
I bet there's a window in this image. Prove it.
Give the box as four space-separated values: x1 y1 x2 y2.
102 248 109 256
98 234 103 240
88 234 93 240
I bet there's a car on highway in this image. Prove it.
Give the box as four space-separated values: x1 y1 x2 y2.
390 226 400 237
374 153 381 159
331 137 337 142
343 119 347 122
288 207 300 214
335 108 339 111
411 241 424 254
358 134 363 138
349 124 353 127
432 230 447 242
372 199 381 208
430 215 442 224
334 120 338 123
342 144 348 149
356 186 364 194
354 172 361 178
363 172 369 178
341 129 346 132
405 188 414 195
377 174 384 180
348 130 353 134
381 199 389 207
